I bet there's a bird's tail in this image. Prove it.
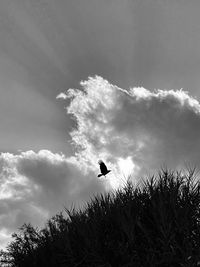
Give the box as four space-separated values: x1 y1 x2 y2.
98 174 103 177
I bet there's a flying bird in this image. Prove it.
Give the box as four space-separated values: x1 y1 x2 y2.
98 160 111 177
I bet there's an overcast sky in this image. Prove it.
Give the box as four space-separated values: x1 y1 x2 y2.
1 0 200 249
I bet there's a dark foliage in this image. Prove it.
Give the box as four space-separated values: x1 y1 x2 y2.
1 170 200 267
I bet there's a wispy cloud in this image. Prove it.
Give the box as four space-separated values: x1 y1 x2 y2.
56 92 68 100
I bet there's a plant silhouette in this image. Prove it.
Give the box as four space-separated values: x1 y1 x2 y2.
1 169 200 267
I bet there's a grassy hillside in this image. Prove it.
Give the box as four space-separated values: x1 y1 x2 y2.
1 170 200 267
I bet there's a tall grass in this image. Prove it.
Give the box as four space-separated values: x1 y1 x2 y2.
1 169 200 267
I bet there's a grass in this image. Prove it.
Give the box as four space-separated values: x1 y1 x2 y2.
1 169 200 267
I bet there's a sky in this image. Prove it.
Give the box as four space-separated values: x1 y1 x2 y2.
1 0 200 249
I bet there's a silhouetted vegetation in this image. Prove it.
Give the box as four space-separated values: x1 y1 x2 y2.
1 169 200 266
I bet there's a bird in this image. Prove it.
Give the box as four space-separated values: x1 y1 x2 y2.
98 160 111 177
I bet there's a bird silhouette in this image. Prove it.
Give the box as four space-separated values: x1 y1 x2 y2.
98 160 111 177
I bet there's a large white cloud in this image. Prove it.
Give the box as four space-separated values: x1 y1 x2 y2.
61 76 200 181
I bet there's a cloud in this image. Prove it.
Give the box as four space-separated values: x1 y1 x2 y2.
56 92 68 100
64 76 200 181
0 150 105 249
